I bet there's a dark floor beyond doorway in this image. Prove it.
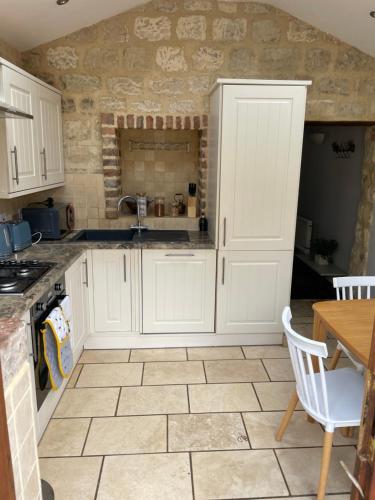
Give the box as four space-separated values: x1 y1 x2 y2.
291 257 336 300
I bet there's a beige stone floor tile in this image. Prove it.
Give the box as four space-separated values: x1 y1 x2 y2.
187 346 244 360
243 345 290 359
142 361 205 385
40 457 102 500
168 413 249 452
84 415 166 455
39 418 90 457
254 382 302 410
117 385 188 415
243 411 324 448
291 322 313 338
204 359 269 383
263 358 295 381
67 363 82 388
192 450 288 499
276 445 355 495
189 383 260 413
333 427 358 446
53 388 119 418
291 300 315 318
97 453 192 500
79 349 130 363
76 363 142 387
130 348 186 362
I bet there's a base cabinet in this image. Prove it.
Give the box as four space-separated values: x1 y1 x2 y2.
90 249 133 333
142 249 216 333
216 250 293 334
65 251 89 360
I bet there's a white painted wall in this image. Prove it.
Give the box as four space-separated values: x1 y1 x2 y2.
297 124 365 272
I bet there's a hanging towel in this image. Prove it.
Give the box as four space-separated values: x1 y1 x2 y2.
41 301 73 390
59 296 74 340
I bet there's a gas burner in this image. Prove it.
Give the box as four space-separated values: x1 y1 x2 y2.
17 268 33 277
0 278 18 290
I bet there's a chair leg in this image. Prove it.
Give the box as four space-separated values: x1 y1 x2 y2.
317 431 334 500
329 348 342 370
275 390 299 441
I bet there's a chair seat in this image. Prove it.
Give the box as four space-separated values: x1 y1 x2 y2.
299 367 364 428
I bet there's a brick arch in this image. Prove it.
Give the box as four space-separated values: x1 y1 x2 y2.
101 112 208 219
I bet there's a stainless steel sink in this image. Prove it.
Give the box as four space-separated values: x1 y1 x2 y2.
69 229 135 242
68 229 189 243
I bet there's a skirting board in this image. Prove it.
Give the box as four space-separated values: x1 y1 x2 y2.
84 332 283 349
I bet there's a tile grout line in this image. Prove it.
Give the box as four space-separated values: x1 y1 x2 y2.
239 412 252 450
93 455 105 500
166 414 169 453
240 345 246 359
186 385 191 414
140 362 145 386
251 382 265 412
202 361 208 384
189 452 196 500
114 387 122 417
81 417 93 457
272 448 292 497
260 358 271 382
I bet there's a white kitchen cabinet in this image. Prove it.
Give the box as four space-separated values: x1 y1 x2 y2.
216 250 293 334
142 249 216 333
65 251 89 360
91 249 132 333
0 58 64 198
38 85 64 186
209 79 310 337
218 83 308 252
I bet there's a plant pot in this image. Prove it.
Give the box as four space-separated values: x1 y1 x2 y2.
315 254 329 266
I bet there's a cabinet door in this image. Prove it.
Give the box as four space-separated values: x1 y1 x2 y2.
216 250 293 334
219 84 307 251
2 67 40 192
91 250 132 333
65 253 89 359
142 250 216 333
38 86 64 185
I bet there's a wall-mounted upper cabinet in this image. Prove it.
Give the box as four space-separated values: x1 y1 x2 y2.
0 58 64 198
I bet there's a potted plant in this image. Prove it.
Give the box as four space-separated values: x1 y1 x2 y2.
311 238 338 266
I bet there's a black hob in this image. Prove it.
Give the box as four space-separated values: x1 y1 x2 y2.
0 260 55 295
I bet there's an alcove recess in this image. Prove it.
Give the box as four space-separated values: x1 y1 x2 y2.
101 113 208 230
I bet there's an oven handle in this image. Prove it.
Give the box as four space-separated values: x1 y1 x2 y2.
28 322 38 365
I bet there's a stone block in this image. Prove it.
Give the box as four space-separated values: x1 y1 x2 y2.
127 115 135 128
188 76 210 93
61 74 101 91
252 20 281 43
102 18 129 43
287 19 319 43
176 116 182 129
132 100 161 113
134 16 171 41
335 48 373 71
184 0 212 11
117 116 125 128
259 47 299 72
243 3 274 14
213 18 247 42
99 96 127 112
80 98 95 112
168 100 194 113
64 120 92 141
84 47 119 70
123 47 153 71
192 47 224 70
218 2 237 13
317 78 351 96
166 116 173 129
146 116 154 129
176 16 206 40
136 116 144 128
359 80 375 96
228 47 254 72
305 48 331 72
150 78 185 95
107 77 143 95
156 46 187 72
156 116 164 129
47 47 79 69
62 98 76 113
153 0 178 13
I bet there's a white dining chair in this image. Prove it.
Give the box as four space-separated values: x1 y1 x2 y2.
275 307 364 500
330 276 375 372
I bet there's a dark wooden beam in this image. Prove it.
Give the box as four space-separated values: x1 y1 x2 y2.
0 360 16 500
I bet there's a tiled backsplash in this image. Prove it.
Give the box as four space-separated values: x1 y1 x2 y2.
121 129 199 217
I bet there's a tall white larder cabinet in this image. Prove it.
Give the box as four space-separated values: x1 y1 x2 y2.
208 79 311 338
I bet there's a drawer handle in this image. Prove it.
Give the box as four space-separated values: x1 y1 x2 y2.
165 253 195 257
11 146 19 185
124 254 127 282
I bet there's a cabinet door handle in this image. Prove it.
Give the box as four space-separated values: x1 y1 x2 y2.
223 217 226 247
82 259 89 288
165 253 195 257
11 146 19 185
123 254 127 282
222 257 225 285
41 147 47 180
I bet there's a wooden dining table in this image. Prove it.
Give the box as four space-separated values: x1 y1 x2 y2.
312 299 375 367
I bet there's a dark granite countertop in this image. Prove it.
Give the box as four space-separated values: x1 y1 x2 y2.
0 231 214 348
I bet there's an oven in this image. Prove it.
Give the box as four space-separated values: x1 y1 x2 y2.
30 276 66 411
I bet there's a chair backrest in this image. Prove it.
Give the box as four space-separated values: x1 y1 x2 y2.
333 276 375 300
282 307 330 422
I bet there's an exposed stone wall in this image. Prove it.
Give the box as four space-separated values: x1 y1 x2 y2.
350 126 375 274
0 37 22 66
4 0 374 239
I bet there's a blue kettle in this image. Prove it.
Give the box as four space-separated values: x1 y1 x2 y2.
0 224 12 259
